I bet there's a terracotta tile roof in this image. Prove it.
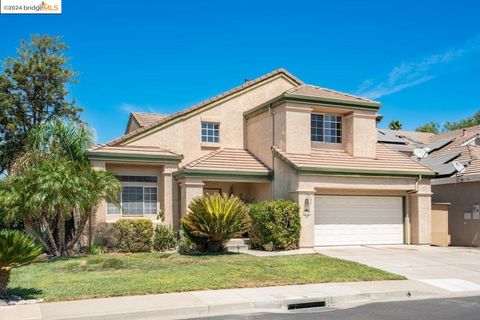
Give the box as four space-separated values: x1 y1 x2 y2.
273 144 434 176
286 85 379 105
88 144 180 157
131 112 167 127
106 68 303 147
182 148 271 173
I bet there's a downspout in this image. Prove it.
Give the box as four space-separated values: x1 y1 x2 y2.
271 103 275 199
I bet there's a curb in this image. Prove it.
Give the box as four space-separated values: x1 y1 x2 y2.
44 290 437 320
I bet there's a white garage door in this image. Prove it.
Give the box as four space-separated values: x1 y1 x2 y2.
314 195 404 246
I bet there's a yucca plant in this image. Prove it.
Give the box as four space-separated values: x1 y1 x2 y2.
0 230 43 297
181 194 251 252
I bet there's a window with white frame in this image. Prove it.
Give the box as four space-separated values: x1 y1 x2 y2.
201 122 219 143
106 176 158 216
311 114 342 143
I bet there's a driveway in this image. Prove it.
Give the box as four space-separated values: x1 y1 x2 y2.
315 245 480 292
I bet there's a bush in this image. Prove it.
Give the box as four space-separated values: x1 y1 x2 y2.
178 236 193 254
153 224 177 251
181 194 251 252
115 219 153 252
88 244 106 255
94 223 119 249
248 199 301 251
0 230 43 296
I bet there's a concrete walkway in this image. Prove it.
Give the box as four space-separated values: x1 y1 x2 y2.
2 279 460 320
315 245 480 283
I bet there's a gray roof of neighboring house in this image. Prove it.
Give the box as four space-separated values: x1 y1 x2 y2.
388 144 416 153
377 131 408 144
420 152 461 167
426 138 454 152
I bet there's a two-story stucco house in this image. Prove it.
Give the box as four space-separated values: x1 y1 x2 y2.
88 69 435 247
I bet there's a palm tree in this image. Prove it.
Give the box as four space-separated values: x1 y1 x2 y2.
181 194 251 252
0 121 120 256
0 230 42 296
388 120 403 130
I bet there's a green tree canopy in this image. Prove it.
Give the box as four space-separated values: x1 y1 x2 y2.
0 121 120 256
415 122 440 134
0 34 82 174
443 111 480 131
388 120 403 130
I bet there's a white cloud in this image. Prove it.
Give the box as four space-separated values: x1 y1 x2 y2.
357 35 480 99
119 103 159 114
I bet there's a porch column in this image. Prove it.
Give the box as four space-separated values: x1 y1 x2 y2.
408 181 432 244
292 189 315 248
161 164 177 226
180 178 205 218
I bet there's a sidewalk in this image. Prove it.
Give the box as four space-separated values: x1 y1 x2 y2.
2 279 460 320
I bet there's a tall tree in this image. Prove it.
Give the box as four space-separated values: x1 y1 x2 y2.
416 122 440 134
0 121 120 256
0 35 82 174
388 120 403 130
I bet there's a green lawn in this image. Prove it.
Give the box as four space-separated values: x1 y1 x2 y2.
9 252 404 302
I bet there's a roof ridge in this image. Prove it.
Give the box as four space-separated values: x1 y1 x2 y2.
106 68 302 146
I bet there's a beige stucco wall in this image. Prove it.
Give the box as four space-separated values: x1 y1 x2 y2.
203 181 272 202
268 102 377 156
246 111 273 167
433 181 480 247
344 111 377 158
125 76 297 166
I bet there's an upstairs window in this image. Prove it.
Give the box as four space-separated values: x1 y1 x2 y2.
311 114 342 143
201 122 219 143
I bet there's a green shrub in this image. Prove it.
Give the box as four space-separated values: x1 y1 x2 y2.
94 223 119 249
248 199 301 251
115 219 153 252
0 230 43 296
88 244 106 255
178 236 193 254
153 224 177 251
181 194 251 252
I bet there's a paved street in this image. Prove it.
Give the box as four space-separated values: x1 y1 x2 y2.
189 296 480 320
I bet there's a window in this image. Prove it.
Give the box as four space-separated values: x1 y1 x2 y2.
311 114 342 143
106 176 158 216
201 122 219 143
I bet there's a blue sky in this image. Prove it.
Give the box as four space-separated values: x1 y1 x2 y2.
1 0 479 143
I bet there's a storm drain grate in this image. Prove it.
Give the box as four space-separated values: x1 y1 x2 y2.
287 300 326 310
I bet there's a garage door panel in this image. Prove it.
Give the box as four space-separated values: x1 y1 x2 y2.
314 196 404 246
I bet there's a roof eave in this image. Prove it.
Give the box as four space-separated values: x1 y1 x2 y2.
173 168 273 181
87 151 183 164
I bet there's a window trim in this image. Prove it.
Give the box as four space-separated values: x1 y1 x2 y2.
201 121 220 143
311 113 343 144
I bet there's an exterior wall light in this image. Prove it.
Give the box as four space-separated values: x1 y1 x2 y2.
303 198 311 217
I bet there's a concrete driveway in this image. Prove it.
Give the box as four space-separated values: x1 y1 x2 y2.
315 245 480 292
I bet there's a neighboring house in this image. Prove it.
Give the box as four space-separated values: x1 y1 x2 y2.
88 69 434 247
379 127 480 247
